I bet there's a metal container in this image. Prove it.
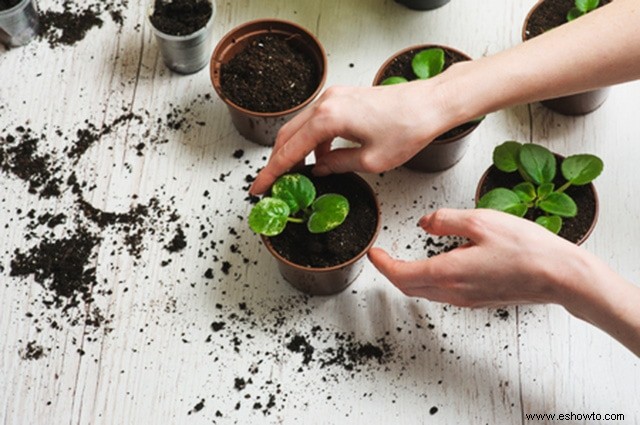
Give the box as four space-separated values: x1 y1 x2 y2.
0 0 39 48
148 0 215 75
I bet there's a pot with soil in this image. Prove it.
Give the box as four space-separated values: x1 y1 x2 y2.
395 0 450 11
148 0 215 74
0 0 39 48
210 19 327 146
248 167 380 296
475 141 601 245
522 0 612 115
373 44 482 172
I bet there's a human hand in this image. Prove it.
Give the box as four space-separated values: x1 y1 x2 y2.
368 208 584 308
250 82 457 194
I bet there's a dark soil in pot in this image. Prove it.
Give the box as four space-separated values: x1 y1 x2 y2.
0 0 20 11
149 0 212 36
220 34 320 113
377 47 476 140
267 169 378 268
477 157 597 244
524 0 612 39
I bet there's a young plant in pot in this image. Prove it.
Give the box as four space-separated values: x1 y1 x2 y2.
249 168 380 296
373 45 484 172
210 19 327 146
522 0 612 115
476 141 602 245
148 0 215 74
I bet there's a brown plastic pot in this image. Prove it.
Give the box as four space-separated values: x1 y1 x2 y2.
210 19 327 146
373 44 481 172
395 0 450 11
474 153 599 245
522 0 609 115
260 170 381 296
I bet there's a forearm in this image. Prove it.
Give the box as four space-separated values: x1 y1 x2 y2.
556 248 640 356
420 0 640 132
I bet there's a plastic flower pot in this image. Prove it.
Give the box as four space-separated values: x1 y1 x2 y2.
522 0 610 115
210 19 327 146
148 0 215 74
260 168 380 296
475 153 599 245
395 0 450 11
373 44 481 172
0 0 39 48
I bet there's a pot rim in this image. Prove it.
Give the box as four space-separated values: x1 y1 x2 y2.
260 171 381 273
210 18 328 118
521 0 545 42
372 43 480 146
474 153 600 246
147 0 216 40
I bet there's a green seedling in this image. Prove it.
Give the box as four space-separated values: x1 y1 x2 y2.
567 0 599 21
248 173 349 236
477 141 603 234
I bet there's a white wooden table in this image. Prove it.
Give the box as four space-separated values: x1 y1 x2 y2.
1 1 638 424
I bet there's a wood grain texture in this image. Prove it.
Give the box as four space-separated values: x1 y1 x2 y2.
0 0 638 424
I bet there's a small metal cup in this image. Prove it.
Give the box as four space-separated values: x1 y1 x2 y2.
0 0 39 48
148 0 215 75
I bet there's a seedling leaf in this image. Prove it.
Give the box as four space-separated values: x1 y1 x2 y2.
576 0 599 13
561 154 603 185
248 198 291 236
381 76 409 85
518 143 556 184
539 192 577 217
536 215 563 234
477 188 527 217
412 48 445 80
272 173 316 214
493 141 522 172
513 182 536 203
308 194 350 234
537 182 555 200
567 7 584 21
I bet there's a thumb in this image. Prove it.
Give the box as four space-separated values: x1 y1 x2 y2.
313 147 367 176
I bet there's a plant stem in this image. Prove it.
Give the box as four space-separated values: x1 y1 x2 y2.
287 217 305 224
556 181 572 194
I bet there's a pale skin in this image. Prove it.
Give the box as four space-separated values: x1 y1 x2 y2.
250 0 640 356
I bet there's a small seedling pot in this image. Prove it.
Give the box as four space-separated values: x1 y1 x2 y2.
0 0 39 48
210 19 327 146
260 169 381 296
522 0 609 115
148 0 216 74
474 153 599 245
395 0 450 11
373 44 480 172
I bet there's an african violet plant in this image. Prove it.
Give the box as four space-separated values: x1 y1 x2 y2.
567 0 599 21
249 173 349 236
477 141 603 234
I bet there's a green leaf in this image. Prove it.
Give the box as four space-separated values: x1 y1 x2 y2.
518 143 556 184
307 194 350 234
493 141 522 172
411 48 445 80
561 154 603 186
536 215 563 234
512 182 536 203
248 197 291 236
477 188 527 217
537 182 555 200
576 0 599 13
381 76 408 85
538 192 577 218
567 7 584 21
271 174 316 214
